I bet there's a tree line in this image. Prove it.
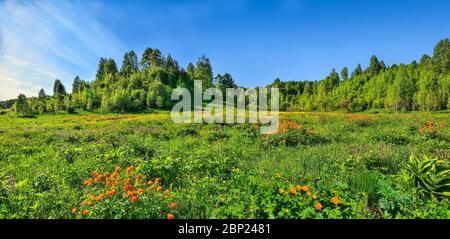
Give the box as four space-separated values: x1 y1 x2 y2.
6 39 450 116
10 48 238 116
272 39 450 112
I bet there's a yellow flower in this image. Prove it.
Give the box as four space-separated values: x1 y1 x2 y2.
279 188 286 194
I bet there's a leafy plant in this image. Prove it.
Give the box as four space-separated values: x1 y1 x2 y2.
404 155 450 198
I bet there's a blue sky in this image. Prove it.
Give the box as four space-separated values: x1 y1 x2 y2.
1 0 450 100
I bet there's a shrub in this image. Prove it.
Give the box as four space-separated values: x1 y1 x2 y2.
372 132 409 145
264 120 326 147
67 106 75 114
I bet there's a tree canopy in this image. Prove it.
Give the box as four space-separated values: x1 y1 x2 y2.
6 39 450 115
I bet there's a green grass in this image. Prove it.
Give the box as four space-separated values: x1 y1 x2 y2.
0 111 449 219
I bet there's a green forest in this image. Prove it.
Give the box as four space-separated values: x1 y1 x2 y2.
4 39 450 116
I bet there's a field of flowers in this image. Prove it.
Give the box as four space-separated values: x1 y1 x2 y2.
0 111 449 219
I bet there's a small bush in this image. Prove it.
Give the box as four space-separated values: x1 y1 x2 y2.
67 106 76 114
372 133 409 145
264 120 327 147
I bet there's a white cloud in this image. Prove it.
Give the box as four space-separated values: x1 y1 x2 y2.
0 0 126 100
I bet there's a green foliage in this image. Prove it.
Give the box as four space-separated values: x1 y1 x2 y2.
53 79 67 96
1 104 450 219
271 39 450 113
8 39 450 117
404 155 450 198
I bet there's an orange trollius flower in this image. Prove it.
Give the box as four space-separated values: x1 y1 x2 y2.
289 187 297 195
170 202 177 209
315 202 323 210
167 213 174 220
82 210 89 216
156 186 163 191
71 208 78 214
279 188 286 194
300 185 309 192
131 196 138 202
332 196 340 205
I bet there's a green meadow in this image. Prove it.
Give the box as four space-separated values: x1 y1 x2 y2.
0 111 449 219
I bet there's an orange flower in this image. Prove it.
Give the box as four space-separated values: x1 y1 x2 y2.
315 202 323 211
96 194 105 202
289 187 297 195
164 189 170 194
300 185 309 192
126 165 134 174
279 188 286 194
170 202 177 209
137 174 143 179
332 196 340 205
167 213 174 220
111 189 117 195
147 180 154 186
138 188 144 195
71 208 78 214
131 196 138 202
87 201 93 206
82 210 89 216
155 177 161 184
307 192 312 197
156 186 163 191
105 190 111 196
84 178 94 187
